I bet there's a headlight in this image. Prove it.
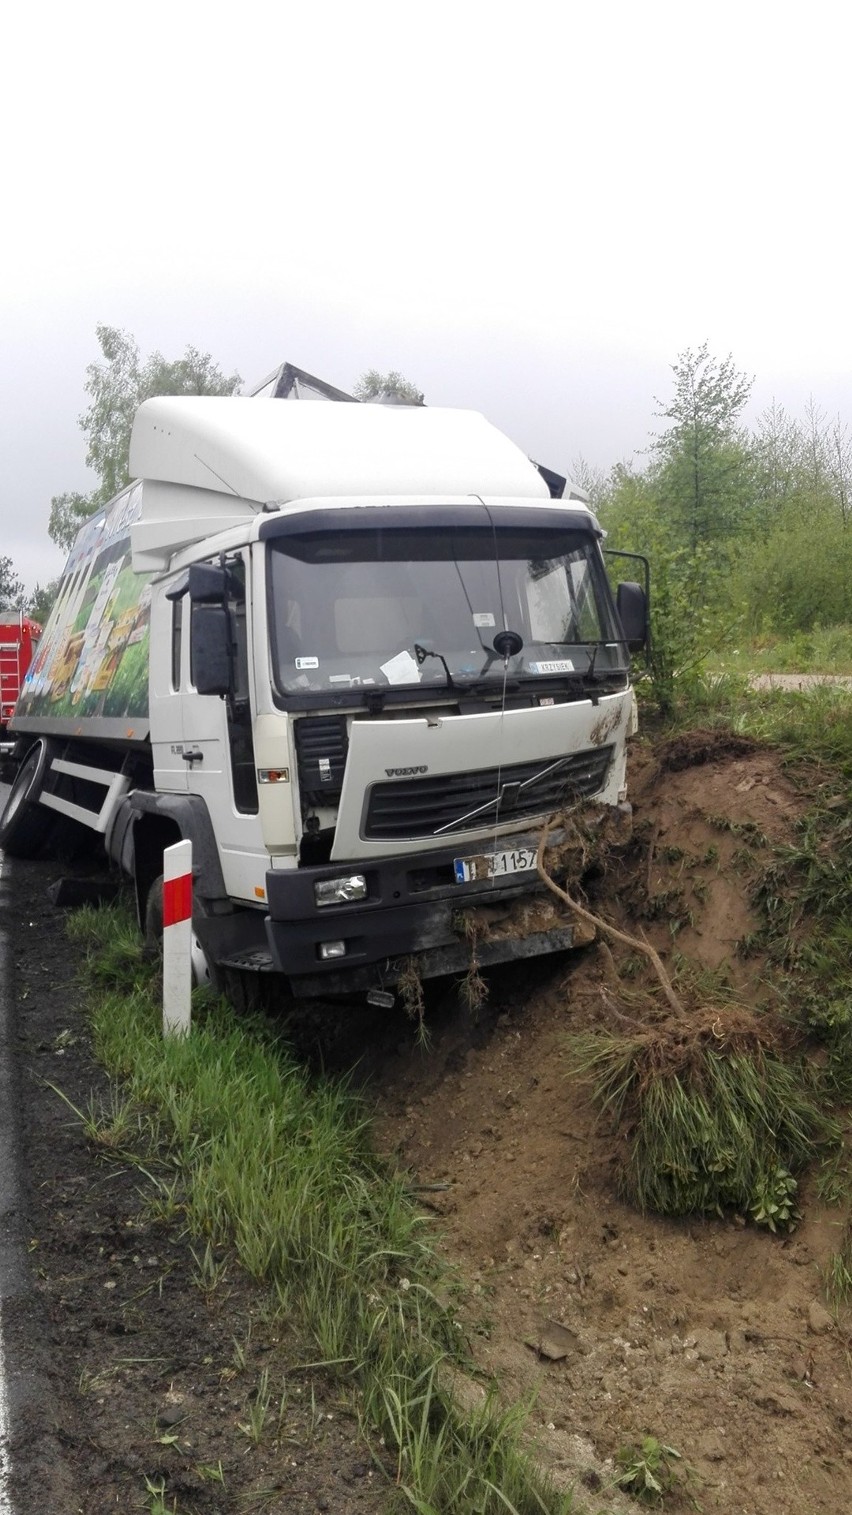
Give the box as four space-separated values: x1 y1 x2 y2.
314 874 368 907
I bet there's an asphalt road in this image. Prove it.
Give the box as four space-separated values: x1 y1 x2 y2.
0 778 63 1515
0 785 29 1515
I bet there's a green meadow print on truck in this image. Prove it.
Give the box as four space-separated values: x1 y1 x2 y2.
18 482 152 723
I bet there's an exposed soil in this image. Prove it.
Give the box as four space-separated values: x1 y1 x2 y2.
6 728 852 1515
368 732 852 1515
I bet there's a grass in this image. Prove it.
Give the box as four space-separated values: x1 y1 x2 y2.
711 624 852 678
566 1005 837 1220
64 901 583 1515
824 1219 852 1312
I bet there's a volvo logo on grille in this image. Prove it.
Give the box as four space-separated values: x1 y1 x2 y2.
385 765 428 777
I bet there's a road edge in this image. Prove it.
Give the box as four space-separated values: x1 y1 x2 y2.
0 857 79 1514
0 855 27 1514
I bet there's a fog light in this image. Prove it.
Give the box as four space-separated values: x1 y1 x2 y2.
319 940 347 960
314 873 367 907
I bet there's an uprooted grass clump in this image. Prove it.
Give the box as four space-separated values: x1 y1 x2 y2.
566 995 837 1221
64 900 580 1515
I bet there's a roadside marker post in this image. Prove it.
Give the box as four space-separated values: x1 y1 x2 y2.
163 839 193 1038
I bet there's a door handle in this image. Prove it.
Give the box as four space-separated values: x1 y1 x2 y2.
181 747 204 765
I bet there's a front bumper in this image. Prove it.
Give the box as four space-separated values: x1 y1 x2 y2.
264 824 603 995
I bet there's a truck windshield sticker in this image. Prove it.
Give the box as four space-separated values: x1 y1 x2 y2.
295 657 319 670
472 612 496 627
530 659 575 675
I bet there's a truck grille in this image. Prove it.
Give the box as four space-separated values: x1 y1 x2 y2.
295 715 349 804
364 745 614 840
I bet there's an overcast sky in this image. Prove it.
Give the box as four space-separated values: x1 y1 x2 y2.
2 0 850 593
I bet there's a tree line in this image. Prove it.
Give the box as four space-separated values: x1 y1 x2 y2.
9 331 848 692
577 343 852 707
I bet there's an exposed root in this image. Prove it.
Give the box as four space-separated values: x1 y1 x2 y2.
536 814 687 1020
457 914 488 1014
397 958 428 1044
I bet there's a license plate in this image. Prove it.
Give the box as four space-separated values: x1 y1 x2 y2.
454 847 538 883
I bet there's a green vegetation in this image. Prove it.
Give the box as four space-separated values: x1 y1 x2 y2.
566 1009 834 1222
65 904 585 1515
823 1221 852 1311
719 625 852 678
613 1436 690 1506
353 370 425 405
0 554 25 611
46 337 425 557
49 325 241 551
564 679 852 1226
579 345 852 716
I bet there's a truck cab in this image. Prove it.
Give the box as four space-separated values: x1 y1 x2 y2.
4 397 646 1002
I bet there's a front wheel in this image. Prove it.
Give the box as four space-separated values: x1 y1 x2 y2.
0 740 57 858
144 874 219 990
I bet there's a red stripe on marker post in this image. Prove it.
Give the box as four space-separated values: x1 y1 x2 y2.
162 838 193 1038
163 872 192 927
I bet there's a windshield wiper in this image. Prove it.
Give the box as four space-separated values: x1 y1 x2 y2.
577 640 630 678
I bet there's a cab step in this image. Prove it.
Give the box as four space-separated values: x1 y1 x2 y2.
218 948 276 974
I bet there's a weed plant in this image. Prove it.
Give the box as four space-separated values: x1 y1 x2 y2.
614 1435 688 1505
824 1221 852 1311
66 903 577 1515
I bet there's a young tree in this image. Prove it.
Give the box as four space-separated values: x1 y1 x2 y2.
751 400 799 515
828 414 852 528
49 326 241 550
26 579 60 624
353 369 425 404
652 343 753 548
0 555 25 612
597 462 722 714
570 454 609 512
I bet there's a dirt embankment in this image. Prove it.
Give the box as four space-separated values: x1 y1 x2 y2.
371 732 852 1515
6 730 852 1515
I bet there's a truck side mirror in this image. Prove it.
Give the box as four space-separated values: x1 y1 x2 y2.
166 563 232 605
616 581 649 654
188 563 230 604
191 605 232 695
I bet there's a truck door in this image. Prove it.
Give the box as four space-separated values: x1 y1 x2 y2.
149 589 188 793
181 552 266 904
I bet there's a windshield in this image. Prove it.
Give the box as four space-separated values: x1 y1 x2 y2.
268 524 625 697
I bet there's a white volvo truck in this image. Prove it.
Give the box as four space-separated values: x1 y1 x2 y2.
0 397 647 1000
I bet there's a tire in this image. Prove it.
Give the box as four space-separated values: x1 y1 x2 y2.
144 874 219 991
0 740 58 858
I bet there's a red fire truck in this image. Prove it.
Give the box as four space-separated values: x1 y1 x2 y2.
1 615 41 757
